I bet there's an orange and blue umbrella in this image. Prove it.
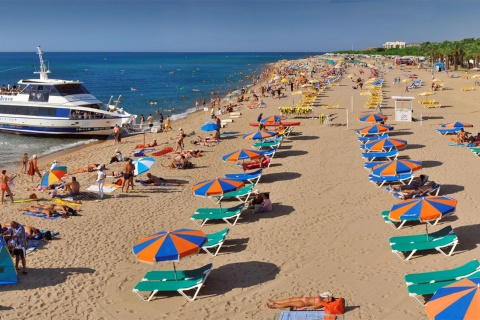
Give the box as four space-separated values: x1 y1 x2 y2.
40 166 67 187
260 115 286 123
426 277 480 320
243 131 276 140
389 196 457 223
372 159 422 176
358 113 388 123
365 138 407 151
356 124 393 136
441 122 473 128
222 149 263 162
192 178 244 197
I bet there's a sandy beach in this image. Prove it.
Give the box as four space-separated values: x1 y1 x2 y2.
2 57 480 319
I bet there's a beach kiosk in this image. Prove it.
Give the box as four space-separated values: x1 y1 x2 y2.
392 96 415 122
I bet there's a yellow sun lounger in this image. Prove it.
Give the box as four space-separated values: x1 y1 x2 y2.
422 102 442 109
461 87 475 91
323 104 339 109
418 99 435 105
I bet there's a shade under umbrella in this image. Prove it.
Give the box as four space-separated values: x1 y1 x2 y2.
132 157 155 175
40 166 67 187
426 277 480 320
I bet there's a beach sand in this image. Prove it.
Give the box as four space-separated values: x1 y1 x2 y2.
1 59 480 319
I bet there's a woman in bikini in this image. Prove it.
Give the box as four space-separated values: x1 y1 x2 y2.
21 153 28 174
266 292 334 310
1 169 15 204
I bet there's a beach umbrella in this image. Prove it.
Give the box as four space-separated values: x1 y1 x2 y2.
243 131 276 140
132 157 155 176
201 123 221 132
371 159 422 176
418 91 435 96
40 166 67 187
358 113 388 123
389 196 457 228
356 124 394 136
260 115 285 123
192 178 244 197
425 277 480 320
132 228 207 280
365 138 407 152
222 149 263 162
441 122 473 128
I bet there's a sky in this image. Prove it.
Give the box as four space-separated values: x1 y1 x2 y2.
1 0 480 52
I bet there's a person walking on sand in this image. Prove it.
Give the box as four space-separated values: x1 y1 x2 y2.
164 116 172 132
147 114 154 128
122 159 135 193
195 100 200 111
21 152 28 174
113 124 122 145
96 164 106 200
405 83 409 92
1 170 15 204
28 155 42 182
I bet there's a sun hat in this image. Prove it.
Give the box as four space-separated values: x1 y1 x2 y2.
32 154 37 158
254 189 260 194
320 291 333 298
97 164 105 170
115 149 120 153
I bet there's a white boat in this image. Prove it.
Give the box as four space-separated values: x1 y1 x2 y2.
0 46 136 139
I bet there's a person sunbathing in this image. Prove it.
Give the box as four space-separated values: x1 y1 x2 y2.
193 135 219 146
70 163 100 174
137 173 165 185
19 202 75 218
391 174 428 192
452 128 470 144
395 181 437 199
266 292 335 310
134 140 158 149
239 155 268 169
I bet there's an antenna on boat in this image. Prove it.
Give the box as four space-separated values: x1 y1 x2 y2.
34 46 51 80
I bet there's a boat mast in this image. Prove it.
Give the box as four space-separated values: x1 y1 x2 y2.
34 46 51 80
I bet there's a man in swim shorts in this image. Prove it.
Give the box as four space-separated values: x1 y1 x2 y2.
1 169 14 204
122 159 135 193
64 176 80 196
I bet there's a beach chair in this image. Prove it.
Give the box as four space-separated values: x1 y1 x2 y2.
362 149 398 162
388 183 441 200
436 128 460 135
461 86 475 91
142 263 213 282
404 259 480 306
225 169 263 185
358 134 389 144
368 172 413 188
389 226 458 261
252 140 282 150
211 184 255 203
323 104 339 109
191 204 245 226
132 263 213 302
380 209 454 230
422 102 441 109
202 228 230 256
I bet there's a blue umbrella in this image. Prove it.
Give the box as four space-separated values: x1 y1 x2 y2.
132 157 155 175
201 123 220 132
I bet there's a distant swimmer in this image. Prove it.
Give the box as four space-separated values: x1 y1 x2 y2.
131 87 137 91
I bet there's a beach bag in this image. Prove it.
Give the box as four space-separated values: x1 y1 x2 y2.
324 298 344 315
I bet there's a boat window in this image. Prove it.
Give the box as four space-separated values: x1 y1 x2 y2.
27 107 39 116
48 86 60 97
28 85 36 101
16 106 27 115
43 86 50 101
0 106 4 113
38 107 56 116
35 86 44 101
54 84 90 96
5 106 15 114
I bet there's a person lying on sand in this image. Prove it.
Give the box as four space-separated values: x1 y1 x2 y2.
19 202 77 218
134 140 158 149
136 173 165 185
266 292 335 310
70 164 100 174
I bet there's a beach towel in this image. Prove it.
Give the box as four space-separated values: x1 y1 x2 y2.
133 150 146 157
86 185 118 193
58 193 97 201
52 198 82 206
152 147 173 156
13 197 45 203
449 143 476 147
22 211 63 220
27 230 60 254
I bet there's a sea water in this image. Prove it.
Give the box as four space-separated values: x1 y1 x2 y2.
0 52 320 169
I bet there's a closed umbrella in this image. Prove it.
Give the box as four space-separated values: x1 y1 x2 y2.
132 157 155 175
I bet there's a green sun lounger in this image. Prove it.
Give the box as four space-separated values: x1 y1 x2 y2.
133 264 212 302
390 227 458 261
191 204 245 226
252 140 282 149
142 263 213 282
202 228 230 256
390 226 453 245
404 259 480 306
211 185 254 203
381 210 454 230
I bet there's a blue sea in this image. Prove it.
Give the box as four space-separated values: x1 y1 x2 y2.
0 52 321 170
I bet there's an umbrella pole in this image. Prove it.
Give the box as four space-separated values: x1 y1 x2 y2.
173 262 178 281
426 224 429 241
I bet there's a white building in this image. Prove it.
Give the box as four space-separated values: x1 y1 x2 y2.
383 41 406 49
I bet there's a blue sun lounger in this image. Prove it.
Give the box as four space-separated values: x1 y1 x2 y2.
358 134 389 144
436 128 460 135
225 169 263 185
364 161 387 171
369 172 413 188
362 149 398 162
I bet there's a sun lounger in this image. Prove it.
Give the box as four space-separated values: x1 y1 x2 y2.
202 228 230 256
191 203 245 226
418 99 435 105
390 226 458 261
358 134 389 144
461 86 475 91
381 209 454 230
211 184 254 203
436 128 460 135
362 149 398 162
388 183 441 200
252 140 282 150
133 263 213 302
404 259 480 306
369 172 413 188
422 102 441 109
142 263 213 282
238 157 271 170
225 169 263 185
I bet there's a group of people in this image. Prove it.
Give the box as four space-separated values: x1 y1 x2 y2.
247 190 272 213
452 128 480 145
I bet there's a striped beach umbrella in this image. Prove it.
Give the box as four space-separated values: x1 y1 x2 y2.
192 178 244 197
357 124 394 136
441 122 473 128
358 113 388 123
426 278 480 320
260 115 285 123
389 196 457 223
222 149 263 162
371 160 422 176
40 166 67 187
132 157 155 175
365 138 407 151
243 131 277 140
